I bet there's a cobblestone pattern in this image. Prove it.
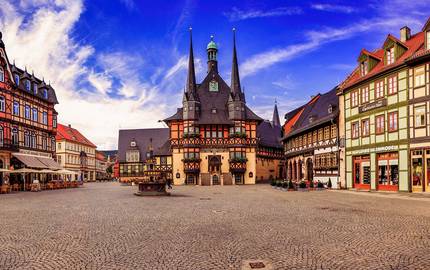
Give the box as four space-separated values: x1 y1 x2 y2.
1 183 430 269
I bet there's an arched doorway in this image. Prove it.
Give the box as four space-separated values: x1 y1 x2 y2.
298 159 303 180
209 155 221 185
293 160 297 180
306 158 313 181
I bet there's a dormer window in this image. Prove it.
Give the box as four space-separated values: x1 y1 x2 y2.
360 60 368 76
0 67 4 82
33 83 38 94
209 80 218 92
14 74 19 85
25 80 31 91
43 89 48 99
386 47 395 65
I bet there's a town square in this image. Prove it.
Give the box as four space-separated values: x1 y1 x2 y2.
1 0 430 269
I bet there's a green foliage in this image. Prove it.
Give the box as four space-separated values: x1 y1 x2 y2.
276 181 282 187
288 179 294 189
299 181 307 189
282 181 288 188
317 181 324 188
270 179 276 186
309 180 314 188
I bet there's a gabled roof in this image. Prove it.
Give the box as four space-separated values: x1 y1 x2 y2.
257 120 282 149
359 48 382 61
56 124 96 148
118 128 169 162
383 34 408 49
340 32 424 92
282 87 339 140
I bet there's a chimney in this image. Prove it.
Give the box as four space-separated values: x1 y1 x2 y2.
400 26 411 42
68 124 71 128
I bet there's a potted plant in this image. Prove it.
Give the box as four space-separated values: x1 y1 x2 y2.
276 181 282 189
270 179 276 188
288 179 295 191
298 180 308 192
309 180 314 190
327 178 332 189
316 181 325 191
282 181 288 191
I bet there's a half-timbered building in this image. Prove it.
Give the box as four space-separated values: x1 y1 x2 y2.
282 87 341 188
0 31 59 185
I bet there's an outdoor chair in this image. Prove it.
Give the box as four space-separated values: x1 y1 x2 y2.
12 183 20 192
47 182 54 190
1 185 10 194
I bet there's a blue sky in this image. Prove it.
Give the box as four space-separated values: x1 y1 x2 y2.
0 0 429 149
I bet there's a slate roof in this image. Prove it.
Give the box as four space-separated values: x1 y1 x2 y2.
282 87 339 140
339 31 425 92
56 123 97 148
257 120 282 149
118 128 170 162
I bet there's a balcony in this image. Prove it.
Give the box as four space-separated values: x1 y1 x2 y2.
183 158 201 173
229 158 247 173
171 137 259 148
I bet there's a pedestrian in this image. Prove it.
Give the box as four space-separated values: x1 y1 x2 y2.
166 178 172 189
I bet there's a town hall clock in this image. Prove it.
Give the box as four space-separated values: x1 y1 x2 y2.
209 80 218 92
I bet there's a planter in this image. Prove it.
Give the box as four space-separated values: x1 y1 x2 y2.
297 188 309 192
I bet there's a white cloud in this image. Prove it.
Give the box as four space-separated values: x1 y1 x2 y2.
164 55 188 80
224 6 302 21
0 0 170 150
119 0 136 11
311 4 357 14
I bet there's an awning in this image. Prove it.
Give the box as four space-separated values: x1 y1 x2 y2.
38 156 62 170
12 153 47 169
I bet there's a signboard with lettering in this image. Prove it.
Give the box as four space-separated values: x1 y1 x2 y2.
359 99 387 113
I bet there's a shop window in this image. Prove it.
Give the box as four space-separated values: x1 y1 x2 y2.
354 156 371 185
414 66 425 87
414 106 426 127
361 86 369 103
377 153 399 186
388 112 398 132
412 158 423 187
361 119 370 136
388 75 397 94
375 115 385 134
375 80 384 99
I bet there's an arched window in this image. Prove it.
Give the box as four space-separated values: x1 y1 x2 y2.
42 112 48 125
12 128 18 145
0 126 3 147
24 131 30 147
25 105 30 119
13 101 19 116
0 67 4 82
32 108 38 122
42 136 47 150
25 80 31 91
31 133 37 148
51 137 56 151
0 96 5 112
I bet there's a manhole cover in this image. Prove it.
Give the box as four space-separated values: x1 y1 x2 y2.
241 260 273 270
250 262 265 268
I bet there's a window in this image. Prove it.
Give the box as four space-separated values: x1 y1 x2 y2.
386 47 395 65
414 106 426 127
25 80 31 91
58 143 61 150
31 133 36 148
361 86 369 103
42 112 48 125
375 115 385 134
427 31 430 50
352 122 359 138
360 60 368 76
51 137 56 151
0 126 3 147
375 80 384 99
33 84 38 94
351 90 358 107
0 96 4 112
388 75 397 94
25 105 30 119
377 152 399 186
43 89 48 99
12 128 18 145
32 108 38 122
361 119 370 136
14 74 19 85
42 137 47 150
414 66 425 87
53 115 57 127
24 131 30 147
330 125 337 139
0 67 4 82
388 112 398 131
13 101 19 116
324 127 330 140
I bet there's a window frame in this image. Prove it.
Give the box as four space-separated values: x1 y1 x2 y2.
0 67 4 82
414 66 425 88
361 86 369 104
13 101 20 116
387 74 398 95
350 90 359 108
386 47 395 65
414 105 426 128
361 118 370 137
375 114 385 134
351 121 359 139
388 111 399 132
0 96 5 112
375 80 385 99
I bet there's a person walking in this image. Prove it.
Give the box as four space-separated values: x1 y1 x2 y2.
166 178 173 189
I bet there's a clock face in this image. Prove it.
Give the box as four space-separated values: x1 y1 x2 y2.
209 80 218 92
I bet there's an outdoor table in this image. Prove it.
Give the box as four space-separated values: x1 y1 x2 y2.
31 183 41 192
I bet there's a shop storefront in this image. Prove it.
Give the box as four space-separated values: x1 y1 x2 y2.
376 152 399 191
353 155 371 190
411 149 430 192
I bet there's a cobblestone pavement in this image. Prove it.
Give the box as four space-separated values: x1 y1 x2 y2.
1 183 430 270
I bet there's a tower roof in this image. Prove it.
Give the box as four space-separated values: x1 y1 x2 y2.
230 28 242 99
272 101 281 127
207 36 217 50
186 27 197 100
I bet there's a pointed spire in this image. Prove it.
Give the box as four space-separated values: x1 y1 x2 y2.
186 27 197 100
231 28 242 99
272 99 281 127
